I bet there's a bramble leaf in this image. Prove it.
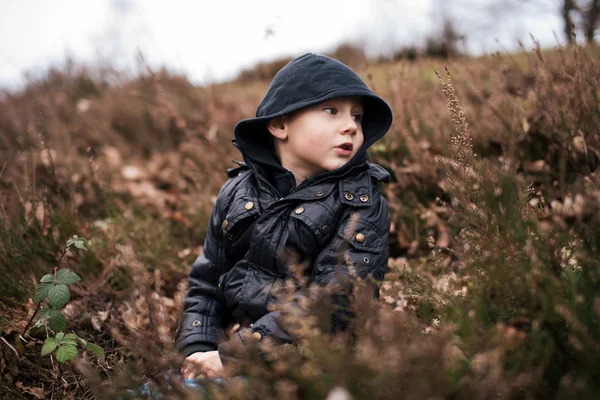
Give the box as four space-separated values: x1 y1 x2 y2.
48 310 67 332
55 332 64 341
40 274 54 283
41 338 57 356
56 344 78 363
64 333 78 341
35 308 51 328
56 269 81 285
38 308 51 318
33 283 52 303
47 284 70 308
84 343 105 359
61 333 78 345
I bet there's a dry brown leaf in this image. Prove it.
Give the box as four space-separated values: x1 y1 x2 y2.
16 381 44 399
91 310 109 332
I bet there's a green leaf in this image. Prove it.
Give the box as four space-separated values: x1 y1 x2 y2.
61 333 78 345
56 344 78 363
64 333 78 341
38 308 51 321
35 308 51 328
47 284 70 308
84 343 105 359
48 310 67 332
55 332 64 341
66 239 75 248
56 269 81 285
40 274 54 283
41 338 57 356
73 240 88 250
33 282 52 303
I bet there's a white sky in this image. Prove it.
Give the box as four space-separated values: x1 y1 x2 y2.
0 0 564 90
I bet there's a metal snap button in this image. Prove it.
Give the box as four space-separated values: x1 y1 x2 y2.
355 233 365 243
359 195 369 203
321 225 330 235
345 193 354 201
295 207 305 214
252 331 262 340
245 201 254 210
363 257 370 264
315 191 324 197
192 320 201 327
222 220 229 230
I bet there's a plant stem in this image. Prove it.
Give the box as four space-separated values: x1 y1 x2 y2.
22 246 69 337
54 246 69 270
21 301 41 337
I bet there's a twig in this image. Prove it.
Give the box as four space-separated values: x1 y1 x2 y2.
71 363 82 390
0 336 20 357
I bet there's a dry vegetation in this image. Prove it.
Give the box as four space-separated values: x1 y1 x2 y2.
1 40 600 399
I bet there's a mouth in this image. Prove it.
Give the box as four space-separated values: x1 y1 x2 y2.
336 142 353 152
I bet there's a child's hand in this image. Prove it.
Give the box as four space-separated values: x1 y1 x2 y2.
181 351 225 379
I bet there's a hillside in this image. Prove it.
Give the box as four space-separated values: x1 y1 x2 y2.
1 42 600 399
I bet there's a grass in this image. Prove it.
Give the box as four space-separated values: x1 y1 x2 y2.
1 40 600 398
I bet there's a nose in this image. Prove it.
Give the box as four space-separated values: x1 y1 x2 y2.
341 114 358 136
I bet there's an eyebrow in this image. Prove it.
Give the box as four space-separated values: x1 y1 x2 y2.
352 104 364 113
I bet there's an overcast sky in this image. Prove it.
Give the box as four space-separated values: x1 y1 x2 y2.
0 0 564 90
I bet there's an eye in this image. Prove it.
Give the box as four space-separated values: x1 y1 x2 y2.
324 107 337 115
352 113 363 122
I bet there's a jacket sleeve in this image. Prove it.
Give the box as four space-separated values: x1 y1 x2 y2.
220 186 390 355
175 177 239 358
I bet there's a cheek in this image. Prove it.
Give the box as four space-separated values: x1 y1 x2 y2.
300 135 326 152
356 133 365 149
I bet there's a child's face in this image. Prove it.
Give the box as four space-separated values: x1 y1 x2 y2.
268 96 365 178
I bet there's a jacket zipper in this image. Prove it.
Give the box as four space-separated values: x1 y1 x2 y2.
241 156 284 199
256 172 283 200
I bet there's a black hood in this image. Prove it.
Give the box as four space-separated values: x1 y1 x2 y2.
233 53 393 194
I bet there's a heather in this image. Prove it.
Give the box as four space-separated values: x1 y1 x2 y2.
1 41 600 399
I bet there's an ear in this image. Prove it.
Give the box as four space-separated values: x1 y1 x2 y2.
267 116 288 140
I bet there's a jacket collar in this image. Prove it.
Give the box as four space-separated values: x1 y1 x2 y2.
228 160 389 210
252 161 389 205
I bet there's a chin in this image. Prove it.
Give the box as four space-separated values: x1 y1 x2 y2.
323 160 349 171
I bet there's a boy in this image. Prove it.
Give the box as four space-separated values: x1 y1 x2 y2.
175 53 393 379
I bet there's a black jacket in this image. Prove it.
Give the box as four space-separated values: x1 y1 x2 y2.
175 53 393 359
175 159 390 357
